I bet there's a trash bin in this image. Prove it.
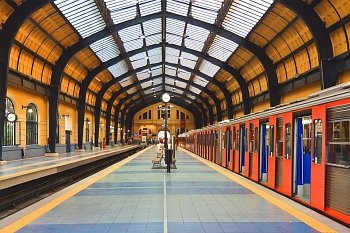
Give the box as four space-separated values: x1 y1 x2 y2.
165 149 173 172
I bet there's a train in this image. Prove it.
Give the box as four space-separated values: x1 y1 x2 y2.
178 82 350 226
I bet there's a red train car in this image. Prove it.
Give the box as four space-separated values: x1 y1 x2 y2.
179 82 350 226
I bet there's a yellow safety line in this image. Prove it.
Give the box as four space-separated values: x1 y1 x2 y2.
0 146 152 233
181 148 338 233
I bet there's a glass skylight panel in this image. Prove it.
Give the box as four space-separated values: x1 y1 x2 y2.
149 54 162 64
144 89 154 95
176 80 186 88
165 47 180 64
177 69 191 80
166 53 179 64
131 59 147 69
199 60 220 77
185 99 192 104
222 0 273 38
141 82 150 88
153 77 162 85
123 39 144 52
167 0 189 17
108 60 128 78
139 0 161 16
152 68 162 77
104 0 137 24
167 18 186 36
165 65 177 76
136 70 151 80
148 47 162 64
166 34 183 46
176 80 187 89
186 24 210 42
193 75 209 87
146 34 162 46
191 5 219 24
90 36 120 62
208 35 238 62
119 76 133 87
165 86 173 92
182 52 198 61
175 89 184 95
186 93 196 100
119 24 142 43
55 0 106 38
181 57 197 69
184 38 204 52
126 87 138 95
189 86 201 94
130 52 147 61
148 47 162 57
143 18 162 36
165 78 174 85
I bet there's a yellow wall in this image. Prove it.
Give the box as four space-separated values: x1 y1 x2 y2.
338 68 350 84
132 103 196 140
280 81 321 104
251 99 270 113
234 109 244 118
7 83 48 146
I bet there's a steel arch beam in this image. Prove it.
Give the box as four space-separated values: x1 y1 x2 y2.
278 0 334 88
104 82 210 146
54 11 278 152
98 85 205 146
0 0 50 159
90 62 221 146
123 92 203 132
78 43 230 147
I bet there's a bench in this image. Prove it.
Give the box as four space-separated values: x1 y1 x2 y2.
152 153 164 168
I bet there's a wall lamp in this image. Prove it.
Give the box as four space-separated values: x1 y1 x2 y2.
85 118 90 124
61 114 70 119
22 105 33 113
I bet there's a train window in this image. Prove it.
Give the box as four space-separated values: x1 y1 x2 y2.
254 127 259 153
249 124 254 153
269 125 274 156
232 126 236 150
302 116 312 156
277 119 283 157
223 131 226 149
313 119 322 165
245 128 248 152
285 123 291 159
326 120 350 165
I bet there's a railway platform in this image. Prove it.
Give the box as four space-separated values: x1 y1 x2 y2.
0 146 348 233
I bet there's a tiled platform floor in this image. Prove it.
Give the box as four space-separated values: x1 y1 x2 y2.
0 146 348 233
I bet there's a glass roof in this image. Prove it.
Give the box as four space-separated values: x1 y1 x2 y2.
54 0 274 106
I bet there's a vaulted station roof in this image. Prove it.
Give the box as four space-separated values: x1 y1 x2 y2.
1 0 348 128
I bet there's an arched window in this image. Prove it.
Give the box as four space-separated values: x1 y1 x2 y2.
3 97 15 146
26 103 38 145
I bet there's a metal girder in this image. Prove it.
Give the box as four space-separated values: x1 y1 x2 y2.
91 62 221 137
97 84 205 146
0 0 50 159
278 0 334 88
124 92 203 131
166 44 250 114
103 80 211 146
77 41 240 147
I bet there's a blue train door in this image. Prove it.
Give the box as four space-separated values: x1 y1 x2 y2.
239 125 245 173
293 115 311 202
259 122 269 182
